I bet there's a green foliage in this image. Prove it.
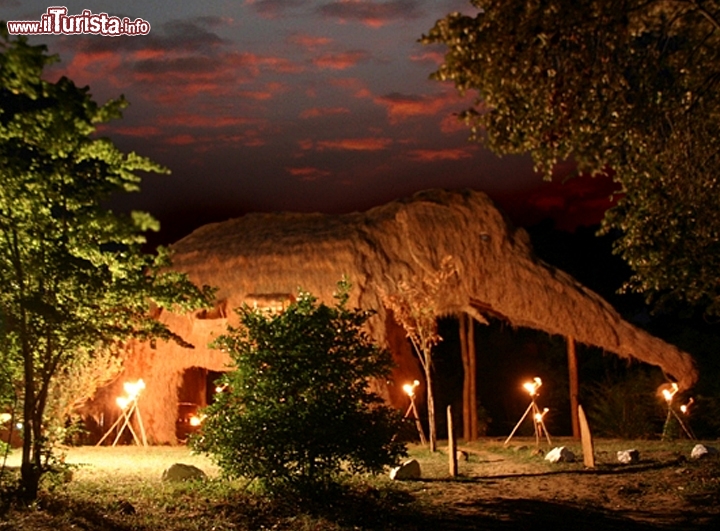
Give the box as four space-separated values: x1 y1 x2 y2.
1 31 212 500
584 371 666 438
193 284 407 491
423 0 720 315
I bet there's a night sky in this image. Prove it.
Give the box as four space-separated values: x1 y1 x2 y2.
3 0 620 243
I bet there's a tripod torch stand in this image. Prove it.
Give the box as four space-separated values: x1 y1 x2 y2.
403 380 427 445
504 377 552 448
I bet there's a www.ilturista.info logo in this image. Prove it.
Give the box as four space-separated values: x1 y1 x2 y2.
6 6 151 36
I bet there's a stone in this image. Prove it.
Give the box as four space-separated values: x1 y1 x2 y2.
161 463 207 482
456 450 469 462
617 449 640 464
544 446 575 464
531 447 545 457
389 459 421 480
691 444 718 460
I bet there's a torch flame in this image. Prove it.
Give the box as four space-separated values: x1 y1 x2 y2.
680 397 694 415
662 382 679 404
403 380 420 398
523 377 542 397
116 379 146 410
534 407 549 423
116 396 130 410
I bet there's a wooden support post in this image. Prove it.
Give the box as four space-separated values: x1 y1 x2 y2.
447 405 457 477
459 313 478 441
468 315 477 441
567 336 580 439
459 314 470 441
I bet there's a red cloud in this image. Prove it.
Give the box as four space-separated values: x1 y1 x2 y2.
406 148 474 162
319 0 423 28
374 92 458 122
286 166 332 181
410 51 445 65
315 138 392 151
157 114 257 128
299 107 351 119
111 125 162 137
440 113 469 133
329 77 372 98
287 33 333 50
165 134 195 146
312 51 370 70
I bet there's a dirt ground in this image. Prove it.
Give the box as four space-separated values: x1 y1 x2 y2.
404 438 720 530
2 439 719 530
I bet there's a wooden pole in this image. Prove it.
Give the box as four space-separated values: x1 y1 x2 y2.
468 315 477 441
567 336 580 439
447 405 457 477
459 314 471 441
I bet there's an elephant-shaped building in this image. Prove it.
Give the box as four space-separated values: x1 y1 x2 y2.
86 189 697 444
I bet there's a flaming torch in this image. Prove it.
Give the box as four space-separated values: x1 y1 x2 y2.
403 380 427 445
661 383 695 440
97 379 148 447
504 377 552 448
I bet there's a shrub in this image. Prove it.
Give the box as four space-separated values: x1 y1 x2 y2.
584 370 666 438
192 283 407 491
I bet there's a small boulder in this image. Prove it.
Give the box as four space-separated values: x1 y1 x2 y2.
161 463 207 482
545 446 575 464
456 450 469 462
389 459 421 480
531 447 545 457
617 449 640 464
691 444 718 460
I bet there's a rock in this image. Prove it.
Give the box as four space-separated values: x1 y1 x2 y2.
691 444 719 460
161 463 207 482
531 447 545 457
545 446 575 464
389 459 421 480
456 450 469 462
617 449 640 464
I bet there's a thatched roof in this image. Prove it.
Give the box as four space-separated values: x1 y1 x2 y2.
170 188 697 390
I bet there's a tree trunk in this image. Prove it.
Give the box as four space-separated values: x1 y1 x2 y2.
424 360 436 452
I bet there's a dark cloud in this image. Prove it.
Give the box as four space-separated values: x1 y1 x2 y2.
248 0 308 17
55 18 228 54
318 0 424 27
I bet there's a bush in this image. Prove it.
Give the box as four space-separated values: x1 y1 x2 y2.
584 370 666 438
192 283 407 491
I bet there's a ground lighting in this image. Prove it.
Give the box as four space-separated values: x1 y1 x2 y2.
662 383 695 440
504 376 552 448
403 380 427 445
96 379 148 447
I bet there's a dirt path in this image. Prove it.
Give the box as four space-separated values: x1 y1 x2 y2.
402 443 720 530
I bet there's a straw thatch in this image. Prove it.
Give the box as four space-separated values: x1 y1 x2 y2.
97 189 697 444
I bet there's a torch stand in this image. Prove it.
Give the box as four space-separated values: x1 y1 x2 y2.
96 396 148 447
503 398 552 448
404 395 428 446
662 404 696 441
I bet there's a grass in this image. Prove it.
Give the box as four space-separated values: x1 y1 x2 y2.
1 438 719 530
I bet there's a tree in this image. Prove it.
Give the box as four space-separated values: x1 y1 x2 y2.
193 282 407 492
1 30 212 500
423 0 720 315
383 256 457 452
